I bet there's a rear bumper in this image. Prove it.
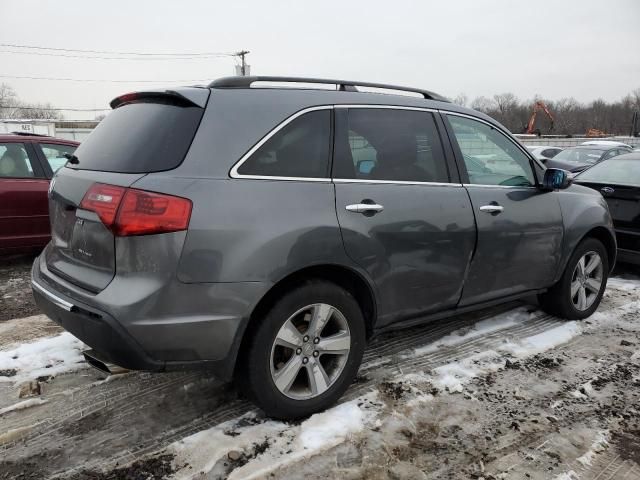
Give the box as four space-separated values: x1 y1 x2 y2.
32 273 163 372
31 255 268 380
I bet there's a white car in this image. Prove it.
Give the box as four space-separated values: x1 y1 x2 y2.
526 145 564 163
581 140 632 149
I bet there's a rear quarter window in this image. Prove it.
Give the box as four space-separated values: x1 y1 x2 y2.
235 109 331 179
69 101 204 173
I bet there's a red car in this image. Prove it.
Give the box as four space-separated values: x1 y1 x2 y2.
0 133 79 255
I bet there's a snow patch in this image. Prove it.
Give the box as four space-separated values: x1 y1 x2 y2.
298 401 367 450
501 322 581 357
554 471 579 480
411 307 534 356
429 322 582 394
0 332 85 382
576 430 609 467
607 276 640 292
571 381 594 399
432 350 502 393
170 396 379 479
0 398 47 416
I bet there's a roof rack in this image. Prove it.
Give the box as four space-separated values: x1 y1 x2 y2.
209 76 449 102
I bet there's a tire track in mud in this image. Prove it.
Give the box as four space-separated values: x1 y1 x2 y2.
55 307 567 476
1 287 630 478
1 372 203 450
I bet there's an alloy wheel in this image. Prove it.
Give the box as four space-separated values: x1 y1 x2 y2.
570 251 603 311
270 303 351 400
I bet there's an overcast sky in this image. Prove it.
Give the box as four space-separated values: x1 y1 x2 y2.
2 0 639 120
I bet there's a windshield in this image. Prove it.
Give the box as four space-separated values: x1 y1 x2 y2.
69 100 204 173
553 148 604 165
577 158 640 186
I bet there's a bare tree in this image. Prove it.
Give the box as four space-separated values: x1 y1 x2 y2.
0 83 20 118
452 93 468 107
471 96 494 112
14 103 63 120
0 83 63 120
465 88 640 135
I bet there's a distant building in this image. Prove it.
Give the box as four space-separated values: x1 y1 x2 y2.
0 119 99 142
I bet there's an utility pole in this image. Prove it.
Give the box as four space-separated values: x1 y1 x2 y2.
235 50 250 76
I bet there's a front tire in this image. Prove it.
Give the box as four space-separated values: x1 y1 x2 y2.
238 280 366 420
539 238 609 320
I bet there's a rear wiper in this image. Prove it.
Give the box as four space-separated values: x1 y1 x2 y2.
63 153 79 165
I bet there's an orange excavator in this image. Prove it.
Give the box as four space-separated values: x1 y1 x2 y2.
586 128 607 137
524 101 555 136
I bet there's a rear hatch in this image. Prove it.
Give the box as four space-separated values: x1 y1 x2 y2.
45 88 208 292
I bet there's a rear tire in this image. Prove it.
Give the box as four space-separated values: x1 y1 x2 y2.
238 280 366 420
539 238 609 320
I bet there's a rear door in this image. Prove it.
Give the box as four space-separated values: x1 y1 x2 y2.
0 141 50 250
443 113 564 306
333 107 476 327
45 92 207 292
34 141 78 177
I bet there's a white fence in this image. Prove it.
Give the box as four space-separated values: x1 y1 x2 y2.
516 136 640 148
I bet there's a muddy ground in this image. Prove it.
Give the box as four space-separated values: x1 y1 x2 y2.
0 256 638 479
0 255 39 322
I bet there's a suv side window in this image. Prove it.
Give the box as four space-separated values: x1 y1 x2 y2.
333 108 449 183
0 143 35 178
447 115 535 187
603 149 621 160
39 143 77 173
237 109 331 178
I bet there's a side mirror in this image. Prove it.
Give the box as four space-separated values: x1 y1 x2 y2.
542 168 571 191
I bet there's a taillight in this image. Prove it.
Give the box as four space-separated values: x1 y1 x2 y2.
80 183 125 228
114 188 192 236
80 183 192 236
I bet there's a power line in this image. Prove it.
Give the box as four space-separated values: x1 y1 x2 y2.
0 105 109 112
0 43 235 57
0 74 211 84
0 49 231 61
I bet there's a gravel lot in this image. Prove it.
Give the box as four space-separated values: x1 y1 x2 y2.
0 256 638 479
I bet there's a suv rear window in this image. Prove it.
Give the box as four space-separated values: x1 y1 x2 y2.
69 101 204 173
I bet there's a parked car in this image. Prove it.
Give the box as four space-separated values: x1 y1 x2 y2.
32 76 616 419
0 133 79 255
574 152 639 265
526 145 563 163
581 140 632 149
546 145 633 173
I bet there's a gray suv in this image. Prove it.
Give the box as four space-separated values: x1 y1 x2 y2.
31 76 616 419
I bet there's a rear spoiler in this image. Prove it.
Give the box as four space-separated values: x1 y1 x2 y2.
110 87 210 109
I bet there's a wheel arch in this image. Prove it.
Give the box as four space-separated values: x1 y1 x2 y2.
580 226 617 272
232 264 377 377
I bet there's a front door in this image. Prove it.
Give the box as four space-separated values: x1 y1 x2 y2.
443 113 564 306
332 107 476 327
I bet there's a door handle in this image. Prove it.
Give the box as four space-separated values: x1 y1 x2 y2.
479 204 504 214
345 203 384 214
